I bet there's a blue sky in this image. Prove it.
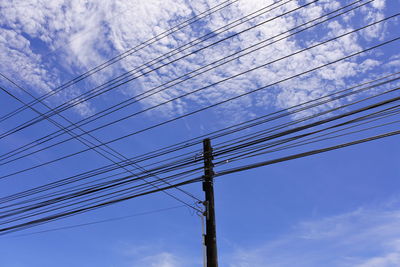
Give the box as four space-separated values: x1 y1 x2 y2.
0 0 399 266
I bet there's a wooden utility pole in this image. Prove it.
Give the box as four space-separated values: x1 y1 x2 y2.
202 138 218 267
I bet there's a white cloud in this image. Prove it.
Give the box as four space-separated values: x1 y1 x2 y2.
116 241 199 267
372 0 386 10
387 55 400 68
0 0 397 122
224 200 400 267
0 0 106 115
134 252 181 267
0 28 56 94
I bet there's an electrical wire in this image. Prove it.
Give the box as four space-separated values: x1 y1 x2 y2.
1 34 398 180
0 0 294 134
2 90 399 223
8 205 187 238
0 78 202 210
215 129 400 177
1 0 370 161
0 0 240 124
1 71 398 212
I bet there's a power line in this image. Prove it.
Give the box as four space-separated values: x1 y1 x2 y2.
0 0 240 124
8 205 186 238
0 1 398 253
3 73 396 209
214 106 400 163
212 86 400 154
1 35 398 179
215 129 400 177
1 88 398 225
2 0 369 160
1 126 398 236
222 111 400 163
3 11 396 164
1 91 399 234
0 157 203 220
0 77 201 210
0 0 289 128
0 0 370 163
0 175 203 236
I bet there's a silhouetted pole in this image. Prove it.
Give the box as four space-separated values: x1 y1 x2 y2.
202 138 218 267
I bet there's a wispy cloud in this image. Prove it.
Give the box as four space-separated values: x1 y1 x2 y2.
223 199 400 267
0 0 398 121
0 28 57 94
132 252 182 267
115 241 200 267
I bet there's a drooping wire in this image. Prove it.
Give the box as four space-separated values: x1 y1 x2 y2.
0 70 398 208
0 0 370 163
1 88 399 224
0 0 294 133
0 75 202 210
1 34 398 180
1 0 370 161
8 205 187 238
0 0 240 124
215 129 400 177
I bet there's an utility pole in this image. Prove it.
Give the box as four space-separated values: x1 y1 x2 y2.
202 138 219 267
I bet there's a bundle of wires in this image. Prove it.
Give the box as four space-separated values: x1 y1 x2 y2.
0 0 398 236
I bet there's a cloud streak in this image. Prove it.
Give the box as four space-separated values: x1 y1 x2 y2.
224 199 400 267
0 0 398 123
